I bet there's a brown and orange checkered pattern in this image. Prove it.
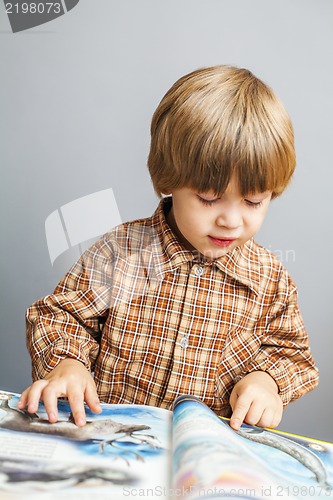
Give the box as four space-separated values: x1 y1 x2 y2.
26 198 318 415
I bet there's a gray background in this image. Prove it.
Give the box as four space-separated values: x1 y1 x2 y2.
0 0 332 441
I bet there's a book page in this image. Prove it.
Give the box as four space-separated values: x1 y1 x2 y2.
172 395 333 500
0 391 172 500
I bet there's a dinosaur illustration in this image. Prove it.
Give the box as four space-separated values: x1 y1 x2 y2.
237 426 332 492
0 392 160 461
0 391 165 492
0 456 137 491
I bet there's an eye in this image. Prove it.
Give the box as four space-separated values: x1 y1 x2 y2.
245 199 263 208
197 195 219 206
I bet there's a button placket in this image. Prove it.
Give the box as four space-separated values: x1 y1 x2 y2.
179 263 205 350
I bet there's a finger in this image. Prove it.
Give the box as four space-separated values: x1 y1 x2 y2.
17 387 31 409
243 403 265 427
230 396 252 431
257 406 283 429
270 412 283 429
67 387 86 427
229 387 238 411
84 383 102 414
255 408 275 429
41 385 60 423
20 380 49 414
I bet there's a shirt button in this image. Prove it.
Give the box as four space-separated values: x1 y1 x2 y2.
194 265 204 277
180 337 189 349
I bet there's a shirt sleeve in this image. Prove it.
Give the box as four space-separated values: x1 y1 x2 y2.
26 237 113 381
242 272 319 406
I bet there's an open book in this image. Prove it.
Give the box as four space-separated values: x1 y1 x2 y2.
0 390 332 499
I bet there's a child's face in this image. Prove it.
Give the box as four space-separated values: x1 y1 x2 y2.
166 174 272 260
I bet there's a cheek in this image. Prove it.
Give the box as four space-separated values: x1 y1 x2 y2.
244 212 264 232
251 212 267 231
182 211 206 240
182 214 200 234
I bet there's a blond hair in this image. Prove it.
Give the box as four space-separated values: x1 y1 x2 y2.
147 65 296 198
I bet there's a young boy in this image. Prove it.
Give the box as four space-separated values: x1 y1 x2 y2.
19 65 318 431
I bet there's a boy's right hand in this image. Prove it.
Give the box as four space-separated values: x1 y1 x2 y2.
17 358 102 426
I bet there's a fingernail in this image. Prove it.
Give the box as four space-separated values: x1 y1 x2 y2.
230 419 240 430
48 413 56 422
76 417 85 427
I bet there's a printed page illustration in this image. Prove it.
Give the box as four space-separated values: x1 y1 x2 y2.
0 391 171 500
1 390 333 500
172 395 333 500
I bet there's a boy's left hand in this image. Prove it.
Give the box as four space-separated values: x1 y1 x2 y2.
229 371 283 431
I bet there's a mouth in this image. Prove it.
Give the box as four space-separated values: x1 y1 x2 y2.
208 236 236 247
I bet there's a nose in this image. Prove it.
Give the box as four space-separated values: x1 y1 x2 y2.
215 205 242 229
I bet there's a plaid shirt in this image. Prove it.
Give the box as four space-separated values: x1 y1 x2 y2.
26 198 318 415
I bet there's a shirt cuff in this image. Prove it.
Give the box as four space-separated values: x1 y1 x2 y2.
32 339 98 380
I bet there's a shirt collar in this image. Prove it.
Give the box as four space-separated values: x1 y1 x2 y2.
150 197 261 295
150 198 196 276
213 240 261 295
